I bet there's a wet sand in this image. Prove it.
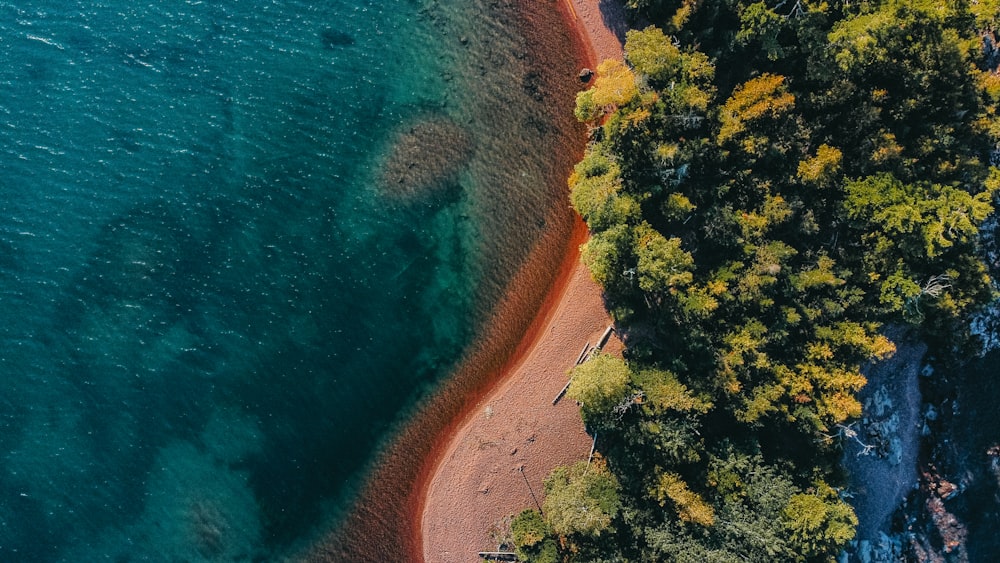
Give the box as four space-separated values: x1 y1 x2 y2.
301 1 626 561
420 260 622 562
419 1 626 561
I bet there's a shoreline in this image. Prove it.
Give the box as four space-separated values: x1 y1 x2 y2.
418 1 626 560
302 2 624 561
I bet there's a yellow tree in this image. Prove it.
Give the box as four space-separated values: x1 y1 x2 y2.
575 59 639 122
651 471 715 526
717 73 796 156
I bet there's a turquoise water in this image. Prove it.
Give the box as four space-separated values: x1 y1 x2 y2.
0 0 581 560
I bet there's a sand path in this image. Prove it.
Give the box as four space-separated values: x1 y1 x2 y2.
419 2 626 561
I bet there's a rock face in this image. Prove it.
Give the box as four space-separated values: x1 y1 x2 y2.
378 116 474 200
841 327 925 562
844 328 925 542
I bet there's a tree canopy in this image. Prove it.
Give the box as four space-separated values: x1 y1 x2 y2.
525 0 999 560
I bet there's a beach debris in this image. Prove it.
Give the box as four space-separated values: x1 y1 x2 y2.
553 344 590 405
821 422 876 456
552 376 575 405
477 552 518 561
586 433 598 467
517 465 543 513
596 324 614 349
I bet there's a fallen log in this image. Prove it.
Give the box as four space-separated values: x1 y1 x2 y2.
596 324 614 349
478 551 518 561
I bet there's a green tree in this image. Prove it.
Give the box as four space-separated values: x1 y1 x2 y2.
625 26 716 113
736 2 787 60
567 352 631 424
634 222 694 293
783 482 858 559
843 173 995 317
632 367 711 414
511 509 559 563
543 458 621 538
568 147 642 232
626 26 683 85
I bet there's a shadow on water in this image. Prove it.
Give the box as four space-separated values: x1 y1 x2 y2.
320 28 356 49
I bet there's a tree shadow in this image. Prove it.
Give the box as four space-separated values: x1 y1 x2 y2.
598 0 630 46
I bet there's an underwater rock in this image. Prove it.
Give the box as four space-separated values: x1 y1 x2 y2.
379 116 473 200
320 28 355 49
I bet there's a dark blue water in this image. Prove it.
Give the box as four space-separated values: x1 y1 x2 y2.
0 0 580 559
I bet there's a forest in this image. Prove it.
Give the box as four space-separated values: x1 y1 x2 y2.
509 1 1000 561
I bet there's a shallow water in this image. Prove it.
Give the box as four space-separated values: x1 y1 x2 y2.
0 0 583 559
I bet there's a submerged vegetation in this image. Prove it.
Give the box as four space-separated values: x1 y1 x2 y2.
514 1 1000 560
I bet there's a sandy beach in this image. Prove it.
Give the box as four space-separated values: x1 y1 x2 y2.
564 0 628 63
418 1 626 561
302 2 626 561
420 260 623 562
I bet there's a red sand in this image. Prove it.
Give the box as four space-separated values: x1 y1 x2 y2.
302 2 625 561
419 2 626 561
421 261 623 561
565 0 627 63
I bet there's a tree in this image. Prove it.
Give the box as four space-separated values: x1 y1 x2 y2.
634 222 694 293
843 173 995 317
652 471 715 526
575 59 639 123
736 2 787 60
542 458 621 538
626 26 683 85
625 26 716 111
631 367 711 414
703 447 801 560
511 509 559 563
797 144 842 187
844 173 994 260
717 73 796 151
567 352 631 424
568 147 642 232
783 482 858 559
580 224 631 289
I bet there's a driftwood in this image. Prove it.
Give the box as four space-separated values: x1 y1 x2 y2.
596 325 614 349
479 551 517 561
554 339 598 405
552 377 574 405
478 552 518 561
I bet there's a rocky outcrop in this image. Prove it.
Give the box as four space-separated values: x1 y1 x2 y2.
841 327 925 562
843 328 924 541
